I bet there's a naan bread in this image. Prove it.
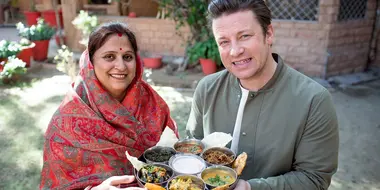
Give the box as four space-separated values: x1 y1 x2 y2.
232 152 248 176
201 132 233 149
212 184 229 190
155 126 178 148
145 183 166 190
125 151 145 171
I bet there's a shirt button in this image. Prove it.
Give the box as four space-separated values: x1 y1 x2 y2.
242 132 247 136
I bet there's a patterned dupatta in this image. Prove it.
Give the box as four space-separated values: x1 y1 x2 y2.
40 50 177 189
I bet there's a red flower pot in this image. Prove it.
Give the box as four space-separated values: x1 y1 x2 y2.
32 40 50 61
17 42 35 67
143 57 162 69
42 9 64 28
199 58 217 75
24 11 41 26
128 12 137 18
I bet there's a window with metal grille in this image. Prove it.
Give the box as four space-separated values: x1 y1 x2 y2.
338 0 367 21
266 0 319 21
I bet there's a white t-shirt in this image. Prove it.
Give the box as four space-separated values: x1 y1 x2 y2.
230 85 249 154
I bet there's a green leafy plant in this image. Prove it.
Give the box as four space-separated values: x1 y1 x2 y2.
16 18 56 41
0 56 27 79
72 10 99 46
187 37 221 66
0 40 21 59
155 0 222 67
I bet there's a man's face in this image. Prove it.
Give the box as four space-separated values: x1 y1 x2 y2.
212 10 274 81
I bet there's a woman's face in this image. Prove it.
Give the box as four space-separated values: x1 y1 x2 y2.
92 34 136 101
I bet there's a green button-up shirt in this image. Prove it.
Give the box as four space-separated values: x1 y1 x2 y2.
186 53 339 190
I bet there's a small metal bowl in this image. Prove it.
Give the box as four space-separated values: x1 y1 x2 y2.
143 146 177 165
201 147 236 167
174 138 205 155
200 165 238 190
166 175 206 190
134 163 174 188
168 153 207 176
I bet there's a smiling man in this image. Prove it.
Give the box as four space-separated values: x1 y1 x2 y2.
186 0 339 189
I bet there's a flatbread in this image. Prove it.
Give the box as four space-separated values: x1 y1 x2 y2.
155 126 178 148
145 183 166 190
232 152 248 176
201 132 233 149
125 151 145 171
212 184 229 190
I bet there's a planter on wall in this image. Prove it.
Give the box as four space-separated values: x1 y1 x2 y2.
199 58 217 75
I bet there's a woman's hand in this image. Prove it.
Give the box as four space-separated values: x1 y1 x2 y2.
90 175 147 190
234 179 251 190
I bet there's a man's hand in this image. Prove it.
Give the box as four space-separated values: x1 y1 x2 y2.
234 179 251 190
91 175 147 190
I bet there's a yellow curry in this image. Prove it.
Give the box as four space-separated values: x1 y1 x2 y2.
202 170 235 187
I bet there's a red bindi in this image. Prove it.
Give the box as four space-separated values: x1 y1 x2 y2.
120 48 122 51
117 33 122 37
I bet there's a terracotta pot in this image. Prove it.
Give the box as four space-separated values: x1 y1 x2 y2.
128 12 137 18
24 11 41 26
143 57 162 69
17 42 35 67
32 40 50 61
199 58 217 75
42 9 64 28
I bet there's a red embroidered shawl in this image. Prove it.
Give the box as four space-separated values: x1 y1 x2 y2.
40 50 177 189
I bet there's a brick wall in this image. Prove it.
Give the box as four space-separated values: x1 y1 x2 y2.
326 0 377 76
81 16 191 56
67 0 378 77
272 21 329 77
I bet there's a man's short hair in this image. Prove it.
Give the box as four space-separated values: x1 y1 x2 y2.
208 0 272 37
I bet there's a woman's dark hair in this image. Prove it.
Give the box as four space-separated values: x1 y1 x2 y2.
88 22 138 62
208 0 272 37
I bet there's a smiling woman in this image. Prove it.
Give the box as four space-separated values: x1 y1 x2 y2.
39 22 178 189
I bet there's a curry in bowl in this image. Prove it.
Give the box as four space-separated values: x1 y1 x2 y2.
202 147 235 166
138 164 173 184
174 139 204 155
167 175 205 190
144 146 176 163
201 166 237 189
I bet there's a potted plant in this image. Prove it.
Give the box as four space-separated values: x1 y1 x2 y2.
24 0 41 26
0 56 27 84
143 53 163 69
72 10 99 47
42 9 64 28
16 18 56 61
0 40 22 69
187 37 221 75
17 38 35 67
